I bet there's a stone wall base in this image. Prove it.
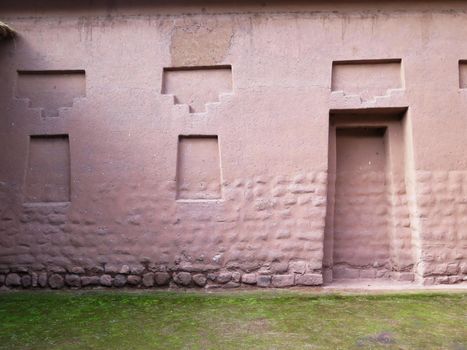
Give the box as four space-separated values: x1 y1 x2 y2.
0 264 324 290
1 264 465 290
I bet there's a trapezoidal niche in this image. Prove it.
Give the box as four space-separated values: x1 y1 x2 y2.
16 70 85 118
331 60 402 101
162 66 232 113
176 135 222 200
24 135 71 203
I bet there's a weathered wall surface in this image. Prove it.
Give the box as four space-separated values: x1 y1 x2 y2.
0 0 466 289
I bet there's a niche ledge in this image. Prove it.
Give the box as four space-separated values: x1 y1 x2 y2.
330 88 407 110
22 201 71 207
176 198 224 204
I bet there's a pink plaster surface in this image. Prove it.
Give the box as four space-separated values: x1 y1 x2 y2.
0 0 466 288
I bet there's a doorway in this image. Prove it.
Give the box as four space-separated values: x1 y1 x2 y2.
324 109 414 283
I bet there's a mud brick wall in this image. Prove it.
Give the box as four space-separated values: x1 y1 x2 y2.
0 0 466 289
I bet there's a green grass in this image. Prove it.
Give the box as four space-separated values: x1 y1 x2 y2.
0 291 465 350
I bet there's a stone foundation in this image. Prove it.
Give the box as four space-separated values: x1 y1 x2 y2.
3 265 465 290
0 262 323 289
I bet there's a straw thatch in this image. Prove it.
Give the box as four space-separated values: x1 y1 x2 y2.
0 21 14 39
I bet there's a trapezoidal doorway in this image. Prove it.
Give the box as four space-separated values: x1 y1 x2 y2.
324 109 415 284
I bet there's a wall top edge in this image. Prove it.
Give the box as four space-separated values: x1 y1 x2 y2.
1 0 467 15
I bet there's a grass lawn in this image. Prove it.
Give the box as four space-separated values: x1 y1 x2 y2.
0 290 465 350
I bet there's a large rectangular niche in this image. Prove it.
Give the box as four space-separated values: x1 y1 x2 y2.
16 70 85 118
25 135 71 203
332 60 402 101
176 135 222 200
162 66 232 113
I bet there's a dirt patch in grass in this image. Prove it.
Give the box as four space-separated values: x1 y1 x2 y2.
356 332 396 347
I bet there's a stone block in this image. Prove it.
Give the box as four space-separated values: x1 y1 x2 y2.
271 262 289 274
232 272 241 283
295 273 323 286
288 261 306 274
448 275 462 284
217 272 232 284
104 264 119 274
127 275 141 286
272 274 295 288
142 273 154 287
31 272 38 287
89 266 104 274
333 266 359 279
446 263 459 275
422 277 435 286
11 266 28 273
81 276 100 286
99 274 112 287
21 275 32 288
207 273 217 281
393 272 414 282
436 276 450 284
174 272 191 286
257 275 271 288
130 265 145 275
113 274 127 287
5 273 21 287
49 274 64 289
376 270 390 279
69 266 85 274
38 273 48 287
155 272 171 286
65 274 81 287
119 265 130 274
224 281 240 288
307 260 323 272
192 274 207 287
48 266 66 274
241 273 257 284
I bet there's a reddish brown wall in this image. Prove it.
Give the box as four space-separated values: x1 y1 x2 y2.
0 0 466 289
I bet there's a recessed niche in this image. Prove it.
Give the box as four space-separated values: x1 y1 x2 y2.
331 60 402 100
176 136 221 200
16 70 85 118
25 135 70 203
459 60 467 88
334 127 390 271
162 66 232 113
324 109 414 282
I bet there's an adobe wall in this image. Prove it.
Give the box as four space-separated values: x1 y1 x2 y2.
0 0 466 289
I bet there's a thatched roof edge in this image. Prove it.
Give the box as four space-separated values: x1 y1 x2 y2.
0 21 15 39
